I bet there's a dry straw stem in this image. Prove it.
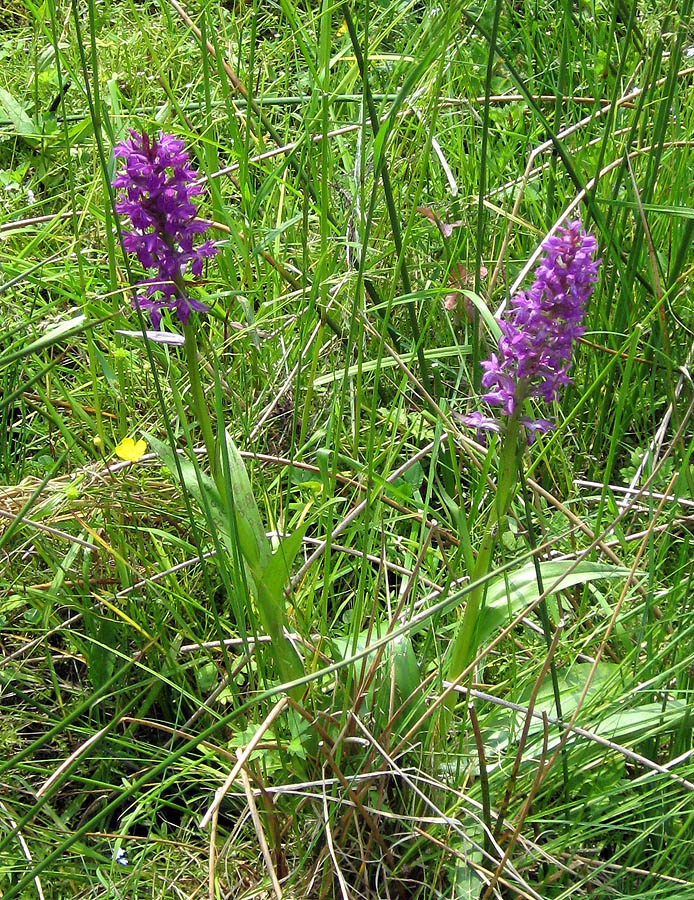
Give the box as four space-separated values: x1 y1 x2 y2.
285 698 397 868
336 604 694 864
200 696 289 830
483 124 630 218
321 764 351 900
575 479 694 511
526 473 665 615
18 439 644 634
0 210 76 234
37 725 111 798
235 749 283 900
0 123 364 240
475 93 626 107
562 853 694 889
0 507 97 550
0 800 45 900
329 531 581 842
205 701 288 899
202 122 363 188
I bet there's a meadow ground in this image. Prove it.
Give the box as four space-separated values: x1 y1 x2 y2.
1 0 694 897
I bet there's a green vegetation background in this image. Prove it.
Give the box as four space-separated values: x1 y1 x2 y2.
1 0 694 897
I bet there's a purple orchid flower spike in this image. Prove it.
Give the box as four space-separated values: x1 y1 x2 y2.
112 130 218 329
464 220 600 441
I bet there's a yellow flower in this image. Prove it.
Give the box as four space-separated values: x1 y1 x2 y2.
114 437 147 462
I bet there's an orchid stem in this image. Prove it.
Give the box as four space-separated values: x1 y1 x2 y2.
183 321 218 486
441 411 521 736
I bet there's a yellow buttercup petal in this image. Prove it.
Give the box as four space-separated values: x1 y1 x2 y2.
114 437 148 462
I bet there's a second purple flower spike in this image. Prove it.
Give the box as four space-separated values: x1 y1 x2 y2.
466 220 601 440
113 130 218 329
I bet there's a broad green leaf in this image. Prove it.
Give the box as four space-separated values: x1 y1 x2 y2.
195 661 217 694
528 661 619 718
503 699 688 765
149 432 268 572
331 623 421 725
387 633 426 731
260 525 308 611
487 661 687 766
449 857 483 900
446 821 485 900
478 560 634 649
66 115 94 145
144 432 230 549
235 513 264 572
146 434 264 579
390 633 420 707
483 661 617 753
223 431 270 570
0 87 40 148
86 621 116 691
255 536 306 689
597 701 688 744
